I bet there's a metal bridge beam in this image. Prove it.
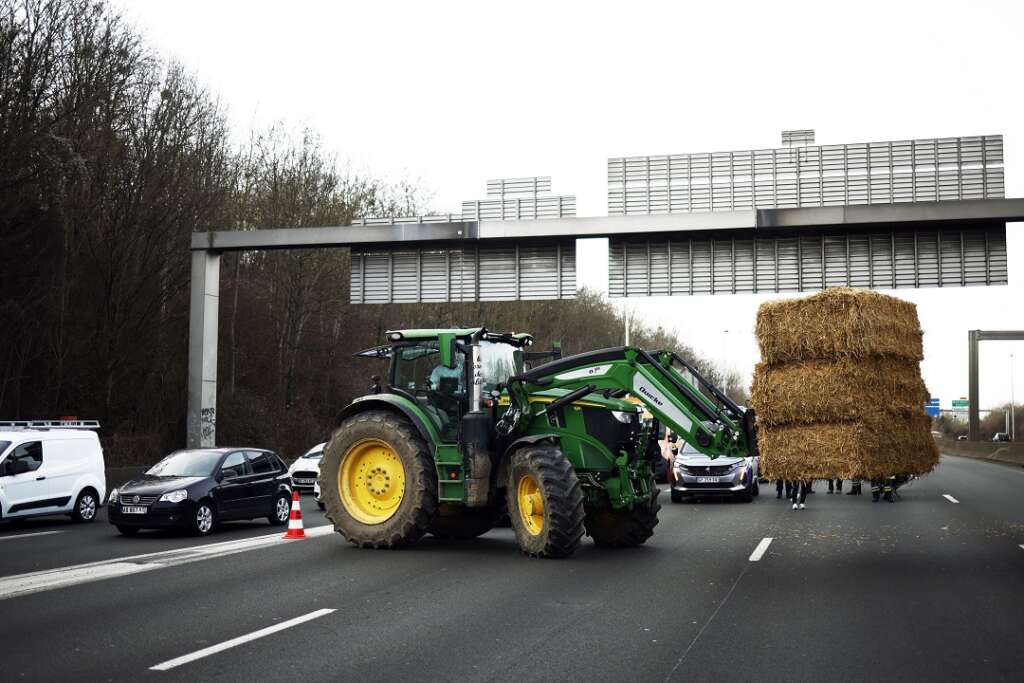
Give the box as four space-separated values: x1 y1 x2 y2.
968 329 1024 440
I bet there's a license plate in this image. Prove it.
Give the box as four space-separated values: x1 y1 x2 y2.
121 506 147 514
696 477 720 483
294 478 314 485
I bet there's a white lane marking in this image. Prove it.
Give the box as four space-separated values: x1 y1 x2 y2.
0 530 65 541
0 562 165 599
748 537 773 562
943 494 960 504
1019 544 1024 551
0 525 334 601
150 608 336 671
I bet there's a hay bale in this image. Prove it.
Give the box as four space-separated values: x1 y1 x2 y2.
751 357 930 427
756 288 923 364
758 413 939 481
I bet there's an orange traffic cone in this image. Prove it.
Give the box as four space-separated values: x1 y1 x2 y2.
283 490 306 539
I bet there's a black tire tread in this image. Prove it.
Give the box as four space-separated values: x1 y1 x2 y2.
506 444 585 558
428 505 502 539
321 410 437 549
585 487 661 547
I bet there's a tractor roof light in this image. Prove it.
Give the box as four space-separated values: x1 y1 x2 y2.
388 332 403 341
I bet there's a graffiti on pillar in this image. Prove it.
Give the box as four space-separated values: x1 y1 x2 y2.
201 407 216 443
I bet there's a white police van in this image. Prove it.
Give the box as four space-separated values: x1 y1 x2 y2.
0 420 106 522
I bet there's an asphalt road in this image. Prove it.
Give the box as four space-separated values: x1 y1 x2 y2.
1 454 1022 682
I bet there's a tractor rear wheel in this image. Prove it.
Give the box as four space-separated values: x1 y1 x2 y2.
506 444 585 558
428 504 503 539
585 486 661 547
321 410 437 549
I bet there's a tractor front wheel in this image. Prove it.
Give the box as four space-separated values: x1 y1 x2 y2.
321 411 437 549
506 444 585 558
585 487 661 547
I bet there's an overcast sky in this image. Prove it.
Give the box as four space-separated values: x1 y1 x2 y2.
116 0 1023 411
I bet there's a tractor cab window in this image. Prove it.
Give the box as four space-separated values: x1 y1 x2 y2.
393 342 467 439
479 341 523 394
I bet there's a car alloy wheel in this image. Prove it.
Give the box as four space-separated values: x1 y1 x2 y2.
78 493 96 520
195 505 213 534
275 495 290 523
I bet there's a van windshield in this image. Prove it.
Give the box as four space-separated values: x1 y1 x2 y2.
146 450 222 477
0 441 10 457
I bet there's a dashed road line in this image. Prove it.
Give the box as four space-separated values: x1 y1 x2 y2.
150 608 336 671
748 537 773 562
0 525 334 601
943 494 960 504
0 530 65 541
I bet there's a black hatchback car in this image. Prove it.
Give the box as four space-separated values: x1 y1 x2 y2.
108 448 293 536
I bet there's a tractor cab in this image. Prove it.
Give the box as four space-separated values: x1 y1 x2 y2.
359 328 531 441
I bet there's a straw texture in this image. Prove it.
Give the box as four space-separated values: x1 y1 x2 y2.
752 288 937 479
756 288 923 364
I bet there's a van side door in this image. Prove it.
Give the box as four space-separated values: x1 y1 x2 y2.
0 441 54 516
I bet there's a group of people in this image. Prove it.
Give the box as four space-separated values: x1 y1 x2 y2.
775 477 904 509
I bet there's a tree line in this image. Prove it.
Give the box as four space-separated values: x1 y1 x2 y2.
0 0 745 463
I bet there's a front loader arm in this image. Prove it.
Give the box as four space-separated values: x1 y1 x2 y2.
504 347 754 459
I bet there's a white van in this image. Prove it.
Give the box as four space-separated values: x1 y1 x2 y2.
0 421 106 522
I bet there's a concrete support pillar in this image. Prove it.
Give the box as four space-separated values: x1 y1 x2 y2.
187 250 220 448
968 330 980 441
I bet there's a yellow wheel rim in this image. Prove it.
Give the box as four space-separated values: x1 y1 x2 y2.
338 439 406 524
516 474 545 535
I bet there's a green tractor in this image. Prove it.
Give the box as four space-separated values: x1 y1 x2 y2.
319 327 756 557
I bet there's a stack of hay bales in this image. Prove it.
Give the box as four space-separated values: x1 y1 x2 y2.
751 287 939 481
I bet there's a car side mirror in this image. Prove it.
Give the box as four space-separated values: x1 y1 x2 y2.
220 468 238 481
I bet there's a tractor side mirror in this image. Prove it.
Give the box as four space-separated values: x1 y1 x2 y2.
438 332 457 369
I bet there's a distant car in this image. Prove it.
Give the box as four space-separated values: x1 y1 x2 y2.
671 443 758 503
957 435 968 441
992 433 1010 442
313 479 325 511
289 442 326 492
108 448 293 536
0 421 106 524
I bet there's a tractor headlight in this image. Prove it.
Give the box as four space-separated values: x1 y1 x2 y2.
611 410 634 424
159 490 188 504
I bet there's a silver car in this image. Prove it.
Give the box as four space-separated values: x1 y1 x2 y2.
671 443 759 503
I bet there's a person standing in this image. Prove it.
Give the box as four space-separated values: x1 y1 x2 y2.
790 479 811 510
776 479 792 500
846 479 862 495
827 479 844 494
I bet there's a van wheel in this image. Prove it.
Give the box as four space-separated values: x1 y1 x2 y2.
71 489 99 522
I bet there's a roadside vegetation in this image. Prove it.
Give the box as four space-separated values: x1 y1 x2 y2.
0 0 744 463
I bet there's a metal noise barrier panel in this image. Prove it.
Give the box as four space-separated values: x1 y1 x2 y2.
350 241 576 304
608 225 1007 297
609 135 1004 215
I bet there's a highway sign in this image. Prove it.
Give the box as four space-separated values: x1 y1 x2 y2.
952 399 970 408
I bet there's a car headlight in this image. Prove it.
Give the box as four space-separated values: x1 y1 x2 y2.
159 490 188 504
109 488 119 504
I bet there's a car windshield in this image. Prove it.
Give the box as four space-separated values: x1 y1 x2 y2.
146 450 222 477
